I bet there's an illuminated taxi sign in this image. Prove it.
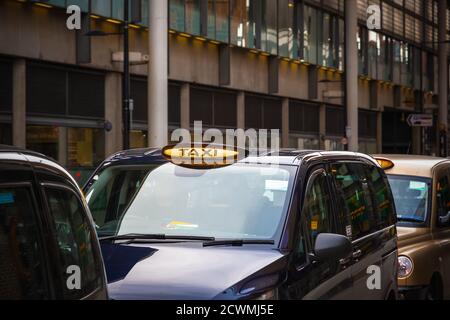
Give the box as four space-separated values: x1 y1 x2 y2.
375 157 395 170
162 144 242 169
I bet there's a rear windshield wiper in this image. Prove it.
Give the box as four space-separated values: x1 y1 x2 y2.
203 239 275 247
99 233 215 242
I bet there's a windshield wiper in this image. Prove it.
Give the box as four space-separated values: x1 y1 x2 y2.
397 217 424 223
203 239 275 247
99 233 215 242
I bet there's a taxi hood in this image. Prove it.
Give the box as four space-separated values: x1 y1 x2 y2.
101 242 287 300
397 226 430 246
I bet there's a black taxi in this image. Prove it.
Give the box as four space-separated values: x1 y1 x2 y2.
84 145 398 300
0 145 108 300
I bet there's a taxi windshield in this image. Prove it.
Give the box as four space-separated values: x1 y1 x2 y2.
387 175 431 225
87 163 296 241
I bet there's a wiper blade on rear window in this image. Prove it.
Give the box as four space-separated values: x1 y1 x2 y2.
203 239 275 247
99 233 215 242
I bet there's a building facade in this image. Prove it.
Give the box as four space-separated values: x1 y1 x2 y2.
0 0 449 183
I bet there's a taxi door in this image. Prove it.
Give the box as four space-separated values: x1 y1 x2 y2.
287 165 353 300
330 161 390 300
434 165 450 299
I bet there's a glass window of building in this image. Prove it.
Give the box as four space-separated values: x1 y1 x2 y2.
400 43 413 87
186 0 201 35
357 27 368 75
261 0 278 55
170 0 186 31
0 60 12 114
27 64 66 116
392 39 402 84
377 34 392 81
207 0 230 42
289 101 320 150
130 130 148 149
325 105 345 151
169 83 181 126
27 64 105 119
367 31 378 78
68 71 105 118
131 77 148 123
359 110 377 154
65 0 89 12
91 0 112 17
26 125 105 185
190 87 237 128
26 126 59 161
230 0 255 48
278 0 298 59
67 128 104 169
303 5 318 64
320 12 335 68
0 123 12 145
245 95 282 131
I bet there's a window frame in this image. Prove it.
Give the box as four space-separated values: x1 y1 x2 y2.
41 182 103 300
0 182 53 299
297 165 337 265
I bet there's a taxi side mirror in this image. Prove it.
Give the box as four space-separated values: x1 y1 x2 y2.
314 233 352 263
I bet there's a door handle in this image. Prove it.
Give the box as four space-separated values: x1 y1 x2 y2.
352 250 363 259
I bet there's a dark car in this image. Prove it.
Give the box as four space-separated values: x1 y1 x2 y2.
84 145 398 300
0 145 108 300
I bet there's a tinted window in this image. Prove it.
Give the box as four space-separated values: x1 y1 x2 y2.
331 162 376 240
45 188 100 299
0 187 47 300
303 170 333 246
366 166 396 229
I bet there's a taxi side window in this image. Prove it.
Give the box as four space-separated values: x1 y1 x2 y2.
45 187 102 299
0 187 48 300
331 162 376 241
437 173 450 227
302 170 333 250
366 165 396 229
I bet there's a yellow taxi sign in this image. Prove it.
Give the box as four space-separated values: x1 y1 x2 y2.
162 144 243 169
375 157 395 170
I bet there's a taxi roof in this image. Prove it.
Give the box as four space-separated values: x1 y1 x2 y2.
105 148 379 167
373 154 450 178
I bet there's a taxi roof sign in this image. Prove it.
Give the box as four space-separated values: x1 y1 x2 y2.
374 157 395 170
162 144 245 169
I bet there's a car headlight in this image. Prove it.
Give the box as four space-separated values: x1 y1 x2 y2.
398 256 413 278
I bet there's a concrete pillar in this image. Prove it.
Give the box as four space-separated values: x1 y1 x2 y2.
105 72 123 156
438 0 448 156
237 91 245 129
319 103 326 150
282 98 289 148
12 59 26 148
376 111 382 154
180 83 190 130
345 0 359 151
148 0 168 148
58 127 67 166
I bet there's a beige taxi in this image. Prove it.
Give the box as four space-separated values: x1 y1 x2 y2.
374 155 450 300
